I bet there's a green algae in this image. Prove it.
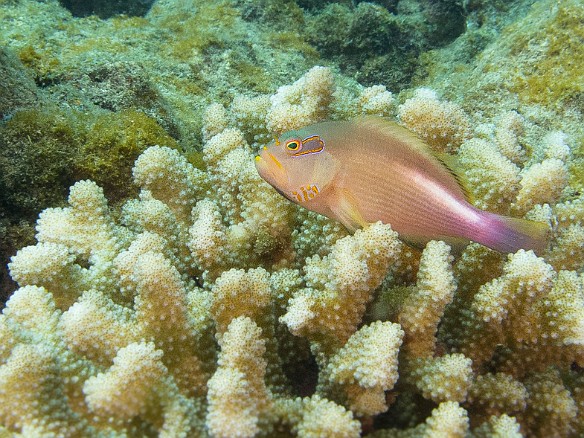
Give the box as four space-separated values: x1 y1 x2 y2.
509 1 584 111
266 31 318 60
79 109 180 201
0 107 178 220
58 0 155 19
238 0 304 26
229 59 274 93
0 110 82 218
0 48 38 117
159 2 242 59
17 44 62 84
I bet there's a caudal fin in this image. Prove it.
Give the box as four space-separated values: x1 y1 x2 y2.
476 212 550 254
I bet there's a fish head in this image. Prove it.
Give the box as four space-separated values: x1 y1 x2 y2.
255 129 337 205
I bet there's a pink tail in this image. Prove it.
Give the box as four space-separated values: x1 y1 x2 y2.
475 211 549 254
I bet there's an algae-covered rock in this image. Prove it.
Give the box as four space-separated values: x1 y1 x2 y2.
306 0 465 89
0 47 39 118
0 106 178 302
0 108 178 218
59 0 156 18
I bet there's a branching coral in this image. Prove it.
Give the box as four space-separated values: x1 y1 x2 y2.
281 221 402 349
2 66 584 437
397 240 455 358
324 321 404 416
265 65 335 134
398 88 471 154
206 317 272 438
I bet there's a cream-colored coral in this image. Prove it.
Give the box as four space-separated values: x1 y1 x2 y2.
132 145 205 223
202 102 228 142
59 289 136 365
454 250 581 371
398 88 471 153
358 85 396 117
35 180 126 257
406 354 473 404
291 209 348 261
83 341 166 420
548 195 584 271
281 222 401 348
0 343 88 437
398 240 455 358
543 131 571 161
520 369 578 437
423 402 469 438
472 414 523 438
494 110 526 164
513 158 569 214
1 285 61 350
467 373 527 418
188 199 229 279
206 317 272 438
325 321 404 415
132 251 211 394
266 66 335 133
2 64 584 437
457 138 521 213
370 401 469 438
192 123 295 278
229 94 271 145
203 127 247 167
548 223 584 271
274 395 360 438
8 242 88 308
210 267 272 337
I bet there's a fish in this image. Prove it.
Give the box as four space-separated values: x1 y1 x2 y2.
255 117 549 254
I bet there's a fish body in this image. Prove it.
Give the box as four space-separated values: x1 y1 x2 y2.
255 117 548 253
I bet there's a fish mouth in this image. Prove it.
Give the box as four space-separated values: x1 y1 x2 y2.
255 149 289 189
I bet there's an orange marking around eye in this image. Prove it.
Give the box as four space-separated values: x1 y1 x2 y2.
286 140 301 151
293 148 323 156
292 136 324 156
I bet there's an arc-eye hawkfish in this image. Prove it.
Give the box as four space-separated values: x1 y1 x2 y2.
255 117 548 254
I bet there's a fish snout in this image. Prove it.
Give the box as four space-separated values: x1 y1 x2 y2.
255 148 289 189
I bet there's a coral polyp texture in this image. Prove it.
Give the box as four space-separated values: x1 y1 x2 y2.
3 60 584 437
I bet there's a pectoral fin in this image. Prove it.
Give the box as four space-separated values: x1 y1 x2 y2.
329 189 369 233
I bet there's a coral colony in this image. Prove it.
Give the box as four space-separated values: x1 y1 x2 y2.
2 66 583 436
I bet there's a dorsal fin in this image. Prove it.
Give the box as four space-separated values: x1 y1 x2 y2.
433 152 474 203
356 116 474 203
356 116 433 156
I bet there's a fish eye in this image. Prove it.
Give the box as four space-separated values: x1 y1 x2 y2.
286 140 301 151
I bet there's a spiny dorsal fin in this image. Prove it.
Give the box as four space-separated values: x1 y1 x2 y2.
357 116 433 156
433 152 474 203
356 116 474 203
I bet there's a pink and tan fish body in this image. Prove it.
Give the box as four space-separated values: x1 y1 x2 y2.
255 117 548 254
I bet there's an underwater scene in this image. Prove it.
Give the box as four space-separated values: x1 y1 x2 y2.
1 0 583 436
